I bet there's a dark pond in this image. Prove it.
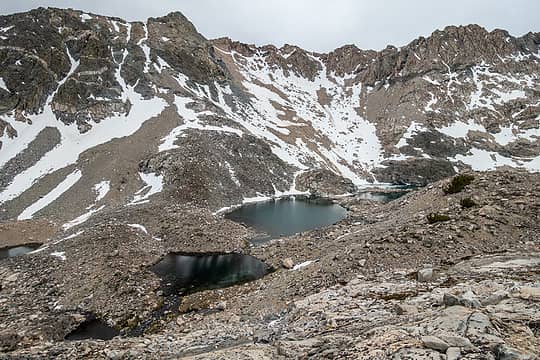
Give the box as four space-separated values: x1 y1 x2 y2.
65 317 119 341
123 253 270 337
0 244 41 260
225 197 347 243
151 253 271 296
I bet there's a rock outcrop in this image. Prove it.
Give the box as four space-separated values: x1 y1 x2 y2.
296 169 356 196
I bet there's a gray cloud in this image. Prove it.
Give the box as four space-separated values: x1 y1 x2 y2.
1 0 539 52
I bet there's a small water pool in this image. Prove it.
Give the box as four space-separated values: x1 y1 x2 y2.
151 253 271 296
225 197 347 243
65 317 119 341
0 244 41 260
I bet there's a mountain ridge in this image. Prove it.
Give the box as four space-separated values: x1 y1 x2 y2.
212 23 540 58
0 7 538 222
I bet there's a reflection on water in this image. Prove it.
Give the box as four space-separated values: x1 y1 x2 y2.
226 197 347 243
151 253 270 296
0 244 40 260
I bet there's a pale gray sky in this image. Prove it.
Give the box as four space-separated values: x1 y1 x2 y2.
1 1 539 52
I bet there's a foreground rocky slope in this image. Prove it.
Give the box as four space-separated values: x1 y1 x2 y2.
0 8 538 224
0 169 538 358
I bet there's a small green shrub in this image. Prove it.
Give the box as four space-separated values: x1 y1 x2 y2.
444 174 475 195
427 213 451 224
460 197 476 208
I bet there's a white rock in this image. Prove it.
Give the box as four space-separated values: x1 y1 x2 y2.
516 286 540 301
418 268 434 282
282 258 294 269
5 273 18 283
422 335 449 351
446 347 461 360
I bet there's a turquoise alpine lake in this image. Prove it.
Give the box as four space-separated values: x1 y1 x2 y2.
225 197 347 243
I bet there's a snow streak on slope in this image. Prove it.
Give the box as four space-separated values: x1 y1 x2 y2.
138 22 152 74
0 77 8 92
18 169 82 220
0 43 166 204
29 230 84 254
159 95 240 152
213 47 384 185
127 223 148 234
62 205 104 230
62 180 110 230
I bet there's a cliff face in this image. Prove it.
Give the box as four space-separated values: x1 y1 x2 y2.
0 8 539 221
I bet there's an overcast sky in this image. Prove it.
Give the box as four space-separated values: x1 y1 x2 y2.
1 1 539 52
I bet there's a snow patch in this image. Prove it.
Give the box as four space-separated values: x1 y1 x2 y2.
439 120 486 139
424 92 438 113
292 260 316 271
129 172 164 205
492 89 526 104
453 148 521 171
80 13 92 22
0 25 14 33
50 251 66 261
17 169 82 220
0 77 8 92
242 194 272 204
159 95 241 152
396 122 428 148
62 206 105 230
93 181 110 202
29 230 84 254
127 223 148 234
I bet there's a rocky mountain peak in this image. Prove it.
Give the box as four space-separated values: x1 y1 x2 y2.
321 44 376 78
146 11 225 84
0 8 538 220
148 11 206 46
